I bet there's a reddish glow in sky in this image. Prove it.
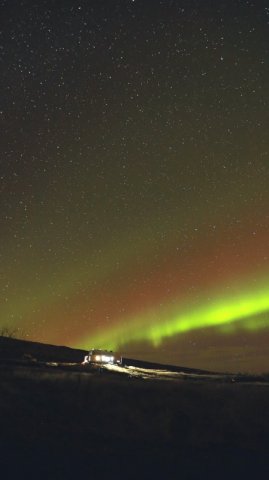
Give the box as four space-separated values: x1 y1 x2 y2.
1 0 269 372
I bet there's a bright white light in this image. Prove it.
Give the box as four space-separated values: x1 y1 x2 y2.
84 353 116 363
96 355 115 363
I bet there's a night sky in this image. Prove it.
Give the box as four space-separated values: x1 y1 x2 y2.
1 0 269 373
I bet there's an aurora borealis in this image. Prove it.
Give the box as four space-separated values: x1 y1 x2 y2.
1 0 269 372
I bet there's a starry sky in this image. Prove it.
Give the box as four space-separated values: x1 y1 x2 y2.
1 0 269 373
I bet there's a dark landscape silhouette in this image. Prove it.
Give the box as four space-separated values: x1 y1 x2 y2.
0 336 269 479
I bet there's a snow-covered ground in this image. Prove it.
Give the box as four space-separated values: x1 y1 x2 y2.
103 363 226 381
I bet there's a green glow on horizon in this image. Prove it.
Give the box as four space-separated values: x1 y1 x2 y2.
77 282 269 351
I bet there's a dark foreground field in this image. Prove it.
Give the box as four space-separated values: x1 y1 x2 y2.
0 338 269 479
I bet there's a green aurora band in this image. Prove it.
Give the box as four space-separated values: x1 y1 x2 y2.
77 281 269 351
